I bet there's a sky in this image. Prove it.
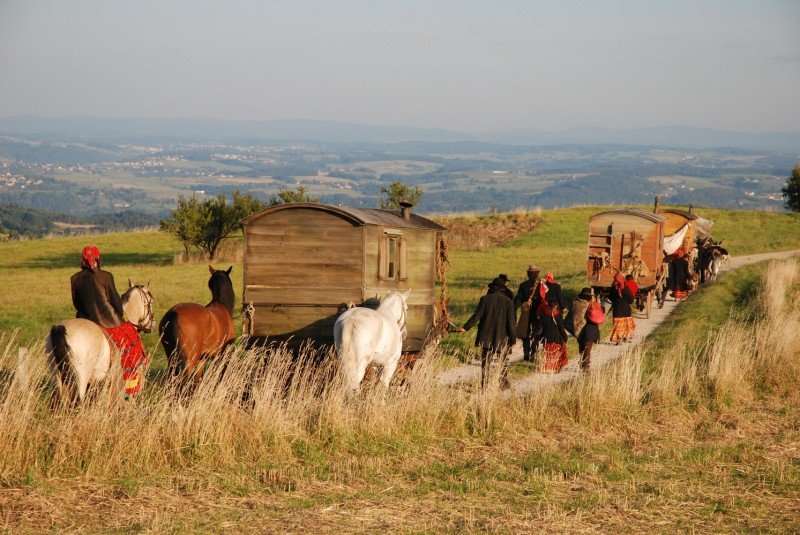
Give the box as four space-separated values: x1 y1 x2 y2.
0 0 798 133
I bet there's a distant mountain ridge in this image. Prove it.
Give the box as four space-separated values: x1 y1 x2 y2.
0 116 798 152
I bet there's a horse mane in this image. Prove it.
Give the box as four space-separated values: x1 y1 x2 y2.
121 284 144 306
209 272 235 313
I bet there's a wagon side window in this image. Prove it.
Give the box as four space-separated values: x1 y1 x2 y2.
379 233 407 281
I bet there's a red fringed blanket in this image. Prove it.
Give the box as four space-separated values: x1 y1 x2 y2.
103 322 148 397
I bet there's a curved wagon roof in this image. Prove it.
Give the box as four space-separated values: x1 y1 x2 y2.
589 208 666 224
660 208 699 221
243 202 446 231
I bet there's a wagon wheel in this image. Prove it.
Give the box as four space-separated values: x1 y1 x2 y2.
645 289 654 318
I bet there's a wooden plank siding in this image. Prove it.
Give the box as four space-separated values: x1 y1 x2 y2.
243 204 441 352
587 212 664 289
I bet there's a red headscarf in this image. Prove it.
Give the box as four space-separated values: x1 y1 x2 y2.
676 247 686 258
613 272 625 297
81 246 100 271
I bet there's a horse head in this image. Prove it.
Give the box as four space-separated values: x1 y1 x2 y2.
122 280 155 333
208 265 235 314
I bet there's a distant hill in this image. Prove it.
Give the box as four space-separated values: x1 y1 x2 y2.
1 116 799 152
0 203 159 239
0 116 472 145
482 126 800 153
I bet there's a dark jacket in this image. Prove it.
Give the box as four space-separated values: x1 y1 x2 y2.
668 257 691 292
464 290 517 350
576 301 601 344
71 268 124 328
608 286 634 318
531 280 565 313
514 279 536 310
487 286 515 303
540 310 569 344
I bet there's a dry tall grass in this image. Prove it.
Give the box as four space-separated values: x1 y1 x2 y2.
433 207 543 250
0 259 797 520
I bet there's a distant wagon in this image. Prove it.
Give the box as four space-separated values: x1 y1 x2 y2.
586 208 666 317
241 202 446 352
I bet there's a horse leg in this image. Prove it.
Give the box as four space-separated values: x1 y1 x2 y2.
379 354 401 389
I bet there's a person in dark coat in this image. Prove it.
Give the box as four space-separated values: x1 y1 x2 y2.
514 265 540 361
529 272 565 356
71 245 124 328
540 299 569 373
458 278 517 390
608 273 635 344
668 247 692 301
570 287 600 371
531 272 565 313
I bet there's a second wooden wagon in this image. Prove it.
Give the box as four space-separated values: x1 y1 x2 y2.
241 202 446 352
586 208 666 317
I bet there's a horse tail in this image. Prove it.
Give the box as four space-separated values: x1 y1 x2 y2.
334 316 363 391
159 310 183 376
49 324 73 406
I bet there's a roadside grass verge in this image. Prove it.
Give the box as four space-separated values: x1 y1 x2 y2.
0 258 798 532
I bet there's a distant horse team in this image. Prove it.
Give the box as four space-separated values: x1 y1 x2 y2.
696 237 730 284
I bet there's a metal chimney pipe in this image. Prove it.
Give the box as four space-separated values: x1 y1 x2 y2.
399 201 413 221
653 196 660 214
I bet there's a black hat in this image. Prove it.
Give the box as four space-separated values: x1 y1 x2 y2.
578 287 594 299
498 274 510 283
488 277 505 288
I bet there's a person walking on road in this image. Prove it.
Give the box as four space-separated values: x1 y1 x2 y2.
608 273 635 344
514 265 540 361
457 277 517 390
566 287 601 372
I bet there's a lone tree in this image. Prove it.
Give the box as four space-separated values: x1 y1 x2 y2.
379 181 423 210
268 185 318 206
781 164 800 212
160 190 266 259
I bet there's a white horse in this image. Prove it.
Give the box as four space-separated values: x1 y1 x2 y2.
46 281 154 407
334 290 410 391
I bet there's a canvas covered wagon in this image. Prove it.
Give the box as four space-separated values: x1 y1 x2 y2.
587 208 666 317
241 202 446 352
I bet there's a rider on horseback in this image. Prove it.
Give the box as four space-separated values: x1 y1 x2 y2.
71 246 147 398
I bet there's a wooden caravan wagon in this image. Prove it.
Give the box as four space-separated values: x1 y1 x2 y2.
241 202 446 352
587 209 666 317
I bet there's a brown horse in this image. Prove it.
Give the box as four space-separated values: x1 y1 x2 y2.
159 265 236 385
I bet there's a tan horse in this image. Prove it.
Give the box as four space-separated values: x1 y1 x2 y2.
159 266 235 386
47 282 154 408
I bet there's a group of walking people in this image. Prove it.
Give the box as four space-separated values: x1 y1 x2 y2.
457 264 639 390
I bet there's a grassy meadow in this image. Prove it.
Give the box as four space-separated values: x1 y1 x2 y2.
0 206 798 532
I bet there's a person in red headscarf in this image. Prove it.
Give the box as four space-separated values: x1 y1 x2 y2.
668 247 692 301
71 246 147 397
540 299 569 373
71 246 125 328
529 272 565 360
608 272 635 344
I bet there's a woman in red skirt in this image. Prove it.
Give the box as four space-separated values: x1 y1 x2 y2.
540 300 569 373
609 273 636 344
